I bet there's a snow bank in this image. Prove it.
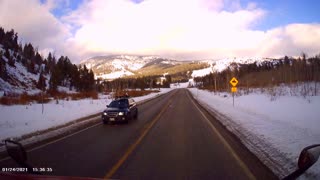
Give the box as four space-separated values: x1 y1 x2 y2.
189 88 320 179
0 96 110 141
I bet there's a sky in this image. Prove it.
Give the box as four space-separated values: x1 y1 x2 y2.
0 0 319 63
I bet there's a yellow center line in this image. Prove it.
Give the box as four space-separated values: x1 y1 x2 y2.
104 92 175 179
186 91 256 180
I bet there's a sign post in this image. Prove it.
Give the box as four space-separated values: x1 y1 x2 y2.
229 77 238 107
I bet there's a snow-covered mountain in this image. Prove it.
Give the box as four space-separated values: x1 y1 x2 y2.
80 55 161 71
192 57 278 77
80 55 188 79
81 55 282 80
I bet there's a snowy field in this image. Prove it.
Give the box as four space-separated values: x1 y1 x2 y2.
189 88 320 179
0 88 173 141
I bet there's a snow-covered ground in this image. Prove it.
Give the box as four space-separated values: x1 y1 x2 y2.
189 88 320 179
0 88 173 141
191 67 213 78
95 69 134 79
0 58 42 94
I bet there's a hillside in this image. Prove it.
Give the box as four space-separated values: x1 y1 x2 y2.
193 54 320 96
80 55 158 75
0 27 95 95
80 55 209 81
0 44 42 94
192 57 278 78
81 55 289 83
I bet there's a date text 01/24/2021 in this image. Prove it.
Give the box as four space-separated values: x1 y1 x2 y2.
2 167 53 172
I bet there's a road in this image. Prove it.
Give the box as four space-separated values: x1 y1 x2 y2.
0 89 277 179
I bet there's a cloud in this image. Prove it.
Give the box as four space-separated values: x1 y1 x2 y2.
62 0 268 60
0 0 70 58
255 23 320 58
1 0 320 63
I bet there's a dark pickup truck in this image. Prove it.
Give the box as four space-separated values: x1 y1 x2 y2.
102 97 138 124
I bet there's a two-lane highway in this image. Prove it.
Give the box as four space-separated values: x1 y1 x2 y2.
0 89 277 179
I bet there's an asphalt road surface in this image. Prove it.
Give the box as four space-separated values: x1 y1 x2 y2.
0 89 278 179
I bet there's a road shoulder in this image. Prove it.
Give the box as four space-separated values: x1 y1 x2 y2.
187 89 278 180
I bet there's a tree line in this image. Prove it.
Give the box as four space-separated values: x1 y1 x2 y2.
98 75 172 92
0 27 95 93
194 54 320 96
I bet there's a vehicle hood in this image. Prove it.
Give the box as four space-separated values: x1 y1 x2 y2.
104 107 127 112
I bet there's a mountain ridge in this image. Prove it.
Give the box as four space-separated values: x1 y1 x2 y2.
80 55 282 80
79 55 208 80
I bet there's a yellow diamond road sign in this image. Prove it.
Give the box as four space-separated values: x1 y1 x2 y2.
230 77 238 87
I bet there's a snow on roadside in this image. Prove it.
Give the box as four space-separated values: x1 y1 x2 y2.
0 95 110 141
189 88 320 179
0 88 173 142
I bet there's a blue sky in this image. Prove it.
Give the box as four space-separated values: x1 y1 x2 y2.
40 0 84 17
254 0 320 30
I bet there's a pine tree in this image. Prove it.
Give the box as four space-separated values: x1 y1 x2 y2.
70 64 80 91
56 56 67 85
88 69 95 91
13 32 19 51
37 72 46 90
46 52 56 74
79 65 89 91
4 48 10 60
0 27 5 44
23 43 35 60
34 52 43 66
49 65 62 90
3 29 15 49
0 51 8 80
